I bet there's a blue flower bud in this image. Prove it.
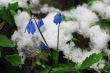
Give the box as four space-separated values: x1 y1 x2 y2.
25 20 36 34
37 19 44 28
40 42 46 52
53 12 61 25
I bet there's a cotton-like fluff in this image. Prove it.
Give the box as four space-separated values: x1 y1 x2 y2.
0 0 28 8
90 1 106 16
78 22 94 37
12 12 32 49
0 0 11 7
14 12 31 29
67 48 91 64
72 6 98 37
12 11 42 59
101 0 110 5
61 8 77 21
12 31 33 50
64 47 101 64
12 30 34 63
60 21 79 34
41 4 60 13
105 6 110 18
60 42 75 58
29 0 41 13
31 0 39 5
87 25 110 50
72 6 98 24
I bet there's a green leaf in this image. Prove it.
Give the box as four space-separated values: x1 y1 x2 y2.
97 16 110 32
103 64 110 73
5 54 21 66
61 14 72 21
61 14 66 21
41 67 52 73
0 35 15 47
87 0 95 5
7 2 18 16
38 51 48 61
50 63 77 73
36 59 42 65
0 8 15 25
0 7 4 15
80 53 103 70
35 59 46 68
10 10 17 16
8 2 18 10
24 8 31 15
52 50 58 66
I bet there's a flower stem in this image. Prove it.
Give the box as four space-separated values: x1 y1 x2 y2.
29 0 52 57
34 18 48 47
30 0 49 48
33 18 51 56
56 24 60 66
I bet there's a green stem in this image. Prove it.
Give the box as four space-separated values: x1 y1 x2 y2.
56 24 60 66
34 18 48 47
33 18 51 56
30 0 49 48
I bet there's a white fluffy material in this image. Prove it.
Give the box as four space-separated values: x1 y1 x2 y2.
0 0 28 8
73 6 98 24
90 0 110 18
65 48 101 64
12 12 33 50
90 1 106 16
87 25 110 50
72 6 98 37
31 0 39 5
14 12 30 29
12 31 33 49
41 4 60 13
101 0 110 4
105 6 110 18
60 21 79 33
68 48 90 64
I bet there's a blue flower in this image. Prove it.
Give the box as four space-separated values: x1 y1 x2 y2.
53 12 61 25
40 42 46 51
25 20 36 34
37 19 44 28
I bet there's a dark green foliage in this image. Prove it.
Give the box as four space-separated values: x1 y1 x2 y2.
80 53 103 70
86 0 95 5
50 63 76 73
5 54 21 66
0 7 14 25
0 2 19 30
97 16 110 32
0 35 15 47
8 2 18 11
41 67 52 73
103 64 110 73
